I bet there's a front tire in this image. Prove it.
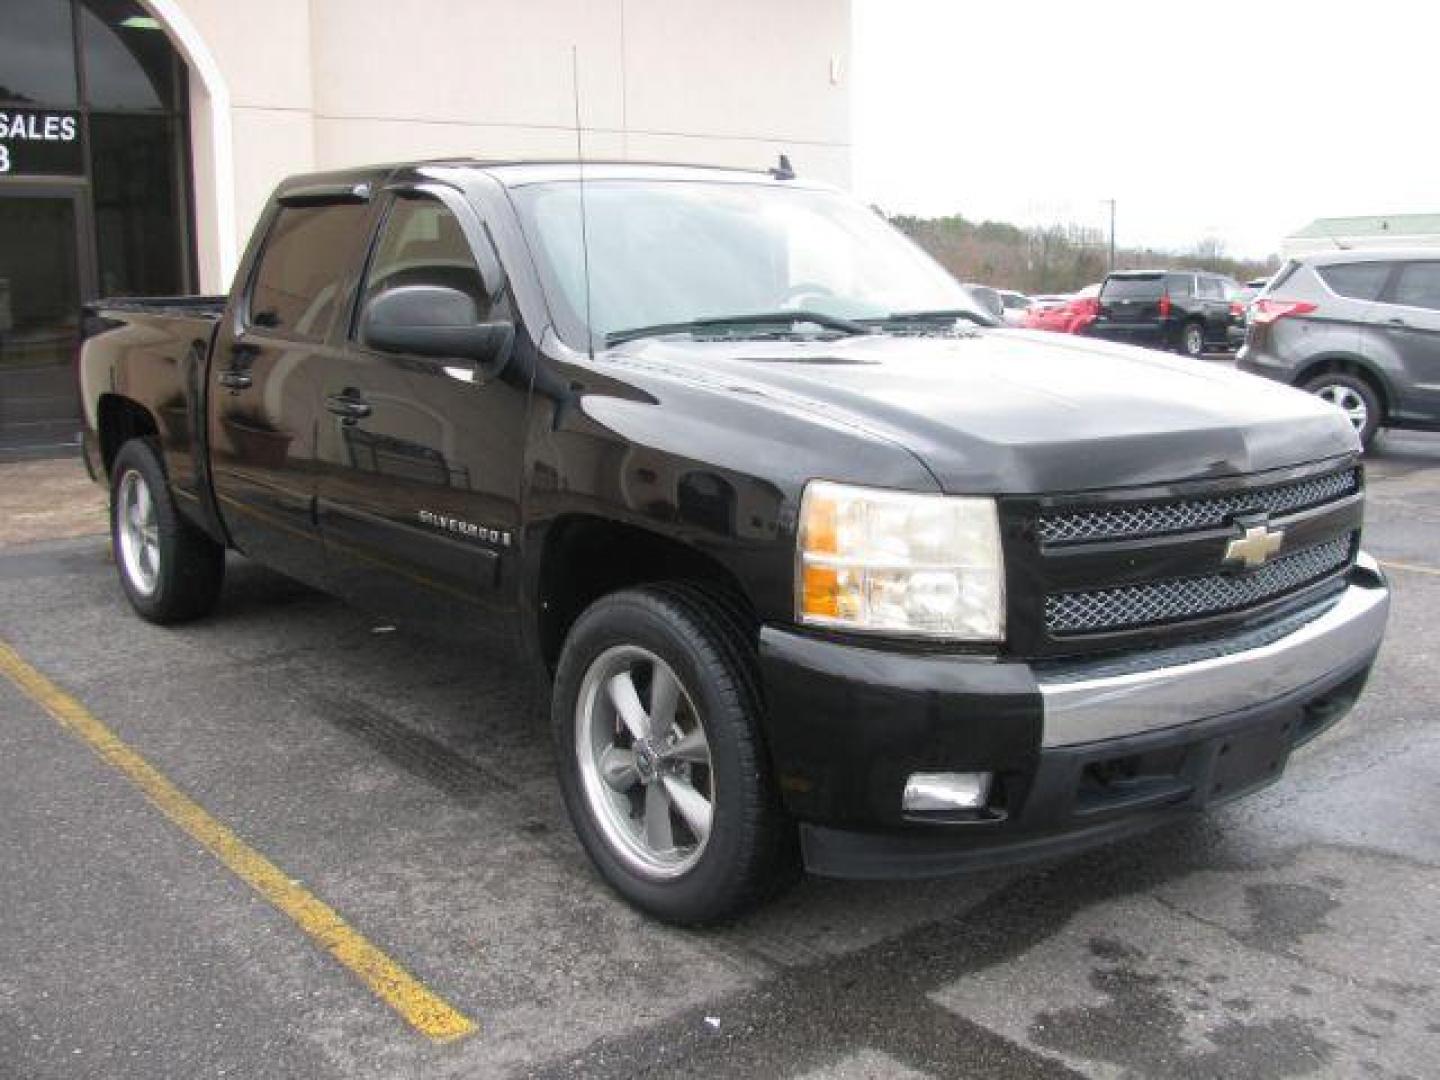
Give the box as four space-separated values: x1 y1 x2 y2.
552 584 795 924
1303 372 1381 449
110 439 225 623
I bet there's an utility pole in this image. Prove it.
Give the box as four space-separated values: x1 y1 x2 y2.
1104 199 1116 272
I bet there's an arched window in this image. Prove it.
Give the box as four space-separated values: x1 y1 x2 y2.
1 0 193 452
80 1 191 296
0 0 193 295
80 1 174 111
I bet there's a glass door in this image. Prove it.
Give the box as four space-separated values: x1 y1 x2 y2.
0 184 95 457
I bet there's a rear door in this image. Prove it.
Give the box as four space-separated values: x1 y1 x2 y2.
1196 274 1229 344
1377 260 1440 422
313 185 530 641
207 192 373 585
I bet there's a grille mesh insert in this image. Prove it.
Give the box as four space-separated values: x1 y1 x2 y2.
1038 469 1359 546
1045 534 1354 635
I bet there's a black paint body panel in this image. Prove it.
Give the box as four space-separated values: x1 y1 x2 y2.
758 626 1043 827
801 650 1376 878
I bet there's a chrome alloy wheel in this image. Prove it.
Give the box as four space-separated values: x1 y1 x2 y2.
1184 323 1204 356
116 468 161 597
1313 383 1368 433
575 645 715 879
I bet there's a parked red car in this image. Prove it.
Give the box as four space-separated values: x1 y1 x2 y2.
1023 284 1101 334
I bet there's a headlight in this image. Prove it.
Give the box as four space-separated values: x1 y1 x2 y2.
797 481 1005 641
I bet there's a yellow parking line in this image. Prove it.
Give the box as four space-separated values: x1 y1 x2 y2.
1380 558 1440 578
0 639 475 1043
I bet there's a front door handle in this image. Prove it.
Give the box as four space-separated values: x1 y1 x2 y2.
1387 317 1408 327
217 369 253 390
325 392 373 424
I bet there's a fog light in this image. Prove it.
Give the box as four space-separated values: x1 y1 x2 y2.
903 771 992 812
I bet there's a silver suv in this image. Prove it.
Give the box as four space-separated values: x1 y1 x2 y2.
1237 249 1440 447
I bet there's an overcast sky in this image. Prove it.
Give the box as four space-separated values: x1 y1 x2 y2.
852 1 1440 258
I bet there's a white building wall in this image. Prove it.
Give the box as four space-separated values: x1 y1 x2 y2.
156 0 852 292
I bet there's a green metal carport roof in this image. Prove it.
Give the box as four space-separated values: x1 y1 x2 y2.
1290 214 1440 239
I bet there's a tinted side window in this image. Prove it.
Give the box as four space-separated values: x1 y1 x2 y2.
1197 276 1223 299
1317 262 1393 302
1388 262 1440 312
1165 273 1194 297
360 195 492 317
248 203 369 341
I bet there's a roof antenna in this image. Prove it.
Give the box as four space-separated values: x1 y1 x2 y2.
572 45 595 360
769 153 795 180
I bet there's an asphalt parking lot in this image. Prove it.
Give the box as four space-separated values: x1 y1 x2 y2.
2 432 1438 1079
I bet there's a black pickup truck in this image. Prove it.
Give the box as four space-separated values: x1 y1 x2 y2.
79 161 1389 924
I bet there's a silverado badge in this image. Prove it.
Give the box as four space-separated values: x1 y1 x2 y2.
1224 521 1285 569
418 510 512 547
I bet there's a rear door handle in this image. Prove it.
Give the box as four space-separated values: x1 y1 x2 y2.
325 392 372 423
217 369 252 390
1387 317 1408 327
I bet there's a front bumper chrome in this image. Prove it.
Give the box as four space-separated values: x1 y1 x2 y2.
1037 554 1389 748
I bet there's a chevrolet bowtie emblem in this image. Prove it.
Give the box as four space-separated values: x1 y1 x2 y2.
1224 523 1285 568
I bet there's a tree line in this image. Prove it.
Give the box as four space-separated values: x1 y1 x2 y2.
888 212 1280 294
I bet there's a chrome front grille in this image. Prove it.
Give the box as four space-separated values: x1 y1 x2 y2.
1045 534 1355 636
1037 468 1360 546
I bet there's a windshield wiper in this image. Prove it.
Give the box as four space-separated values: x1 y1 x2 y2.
859 308 992 328
605 310 871 347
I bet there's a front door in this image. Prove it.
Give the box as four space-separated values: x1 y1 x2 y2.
0 184 94 458
314 187 530 642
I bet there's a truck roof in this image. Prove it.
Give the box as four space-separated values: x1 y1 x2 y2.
272 159 833 196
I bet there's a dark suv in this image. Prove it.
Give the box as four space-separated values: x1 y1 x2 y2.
1237 249 1440 447
1090 270 1242 357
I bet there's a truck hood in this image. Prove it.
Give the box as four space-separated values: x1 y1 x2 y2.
615 329 1358 494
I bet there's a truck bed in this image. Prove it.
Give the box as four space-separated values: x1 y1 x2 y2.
91 295 227 319
79 296 229 509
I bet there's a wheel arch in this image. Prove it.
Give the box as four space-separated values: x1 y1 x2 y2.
95 394 160 478
1293 355 1392 420
533 514 759 674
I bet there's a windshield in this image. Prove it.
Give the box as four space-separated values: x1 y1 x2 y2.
510 179 984 347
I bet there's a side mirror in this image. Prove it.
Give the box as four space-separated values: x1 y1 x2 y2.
360 285 514 377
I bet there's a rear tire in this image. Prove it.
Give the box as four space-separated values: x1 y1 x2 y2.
110 439 225 623
1178 320 1206 358
552 583 796 925
1303 372 1381 449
